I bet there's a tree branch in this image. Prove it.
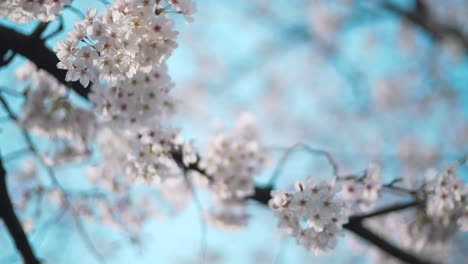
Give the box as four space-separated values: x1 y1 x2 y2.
173 149 431 264
0 157 41 264
349 200 422 221
0 93 104 263
0 24 90 99
248 185 431 264
344 221 431 264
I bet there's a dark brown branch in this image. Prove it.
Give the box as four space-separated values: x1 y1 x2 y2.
0 158 41 264
349 200 422 221
248 185 431 264
344 221 432 264
30 22 50 40
0 24 90 99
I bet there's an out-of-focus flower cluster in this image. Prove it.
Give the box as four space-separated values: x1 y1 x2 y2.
16 62 96 165
425 162 468 231
90 64 175 129
201 114 267 230
0 0 70 23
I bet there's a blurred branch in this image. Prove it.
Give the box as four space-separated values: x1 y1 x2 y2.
182 171 207 264
0 157 41 264
349 200 421 221
0 86 24 97
267 143 339 185
0 92 104 263
3 148 32 161
249 185 429 264
65 6 85 19
344 220 428 264
381 0 468 52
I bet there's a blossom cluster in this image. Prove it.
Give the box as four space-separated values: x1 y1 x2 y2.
269 178 348 254
200 114 267 230
8 0 196 237
90 64 176 129
347 161 468 262
339 163 382 212
84 128 191 235
0 0 70 23
16 62 96 165
425 163 468 231
124 127 182 182
55 0 194 88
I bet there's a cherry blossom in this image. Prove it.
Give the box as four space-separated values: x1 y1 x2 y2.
0 0 70 23
339 163 382 213
269 178 348 254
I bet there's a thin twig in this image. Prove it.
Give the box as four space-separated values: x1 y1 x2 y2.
65 5 86 19
349 200 421 222
0 86 24 97
3 148 32 161
273 237 288 264
182 171 207 264
0 93 104 263
268 143 339 185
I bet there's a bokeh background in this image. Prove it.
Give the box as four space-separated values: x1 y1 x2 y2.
1 0 467 263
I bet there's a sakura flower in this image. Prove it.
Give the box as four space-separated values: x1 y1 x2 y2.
0 0 70 23
168 0 197 22
339 163 382 213
270 177 347 254
55 0 194 86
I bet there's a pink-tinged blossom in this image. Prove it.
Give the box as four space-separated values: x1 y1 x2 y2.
270 177 348 254
199 114 267 229
55 0 193 86
339 163 382 213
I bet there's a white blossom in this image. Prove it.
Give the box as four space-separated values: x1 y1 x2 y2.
0 0 70 23
270 177 348 254
200 113 266 200
425 163 467 227
340 163 382 213
16 62 96 164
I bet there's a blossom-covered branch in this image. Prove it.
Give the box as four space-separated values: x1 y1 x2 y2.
171 147 431 263
0 24 90 99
